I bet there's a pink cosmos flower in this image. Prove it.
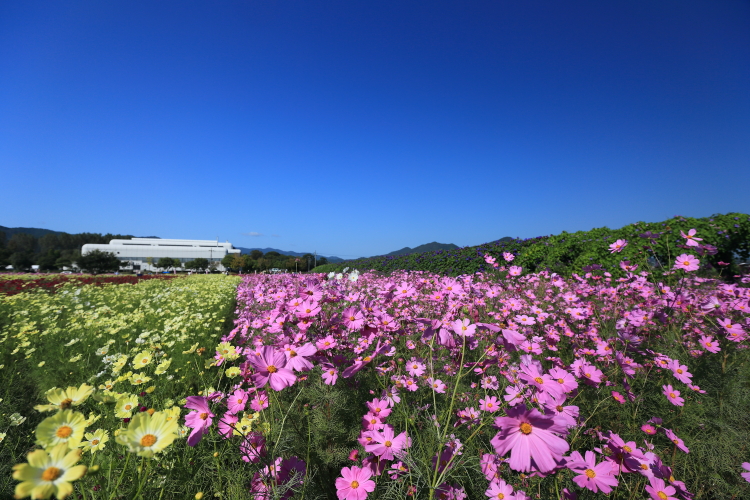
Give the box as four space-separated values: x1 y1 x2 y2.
611 391 626 404
645 477 677 500
342 307 365 330
240 432 266 463
699 335 721 353
250 391 269 411
427 377 447 393
680 228 702 247
321 363 339 386
673 254 700 272
364 424 409 461
609 239 627 253
742 462 750 483
249 346 297 391
479 396 500 412
490 404 570 473
295 299 321 318
366 399 392 418
569 450 619 493
662 385 684 406
664 429 689 453
667 360 692 384
641 424 657 435
226 389 248 414
485 479 514 499
283 342 317 372
218 412 238 439
508 266 523 276
184 396 214 447
452 319 477 337
406 358 426 377
502 252 515 262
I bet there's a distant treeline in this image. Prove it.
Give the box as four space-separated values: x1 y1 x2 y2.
0 231 133 271
221 250 329 273
312 213 750 278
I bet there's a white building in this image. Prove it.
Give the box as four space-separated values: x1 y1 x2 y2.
81 238 240 272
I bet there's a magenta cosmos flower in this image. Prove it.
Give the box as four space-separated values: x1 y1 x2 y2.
568 450 619 494
609 239 627 253
364 424 409 461
335 466 376 500
184 396 214 447
490 404 570 473
673 254 699 272
680 228 702 247
662 385 684 406
645 477 678 500
248 346 297 391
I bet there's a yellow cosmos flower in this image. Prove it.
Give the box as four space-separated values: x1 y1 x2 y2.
154 358 172 375
224 367 241 378
35 410 87 449
93 390 118 404
182 343 199 354
12 443 87 500
115 394 139 418
115 411 178 458
132 350 152 369
34 384 95 412
111 355 128 374
215 342 239 361
129 373 151 386
98 380 116 391
81 429 109 453
233 412 260 436
162 406 181 424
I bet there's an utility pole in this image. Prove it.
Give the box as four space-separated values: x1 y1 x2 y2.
314 251 317 269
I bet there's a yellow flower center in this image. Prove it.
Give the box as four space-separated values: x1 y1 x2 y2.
91 439 100 446
289 351 297 357
142 358 148 364
534 377 544 384
124 404 132 410
585 469 596 478
200 412 209 420
669 393 676 399
677 369 683 374
658 492 668 500
363 356 372 362
496 494 505 500
385 440 392 447
56 426 73 438
267 365 278 373
60 398 73 409
519 422 532 435
557 378 564 384
140 434 157 447
623 445 632 452
237 399 243 404
351 480 360 489
41 466 62 482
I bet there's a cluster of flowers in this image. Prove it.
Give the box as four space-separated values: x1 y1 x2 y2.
0 274 176 295
183 230 749 498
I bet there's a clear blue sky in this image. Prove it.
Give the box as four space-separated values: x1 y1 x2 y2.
1 1 749 258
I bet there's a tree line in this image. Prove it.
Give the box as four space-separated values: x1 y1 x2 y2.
0 231 133 272
221 250 329 273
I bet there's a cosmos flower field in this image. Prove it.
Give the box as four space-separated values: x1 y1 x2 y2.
2 232 750 499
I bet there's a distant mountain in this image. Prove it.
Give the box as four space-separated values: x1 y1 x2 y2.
0 226 64 239
384 242 459 257
237 247 345 263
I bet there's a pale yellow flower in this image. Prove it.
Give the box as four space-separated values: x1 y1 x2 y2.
81 429 109 453
115 411 178 458
115 394 139 419
12 443 87 499
34 384 95 412
132 350 153 369
35 410 87 449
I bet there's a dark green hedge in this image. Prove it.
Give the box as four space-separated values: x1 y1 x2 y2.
313 213 750 277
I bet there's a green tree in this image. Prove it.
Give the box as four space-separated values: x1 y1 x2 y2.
156 257 175 270
8 233 37 254
77 250 121 274
172 258 182 270
221 254 235 270
10 252 33 271
249 250 263 260
37 250 61 271
185 258 209 271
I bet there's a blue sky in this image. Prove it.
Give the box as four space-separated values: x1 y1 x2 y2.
1 1 749 258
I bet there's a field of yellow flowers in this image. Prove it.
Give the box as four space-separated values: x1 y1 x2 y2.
0 275 241 499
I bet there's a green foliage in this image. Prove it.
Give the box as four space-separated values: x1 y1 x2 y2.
186 258 210 271
319 213 750 278
77 249 121 273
